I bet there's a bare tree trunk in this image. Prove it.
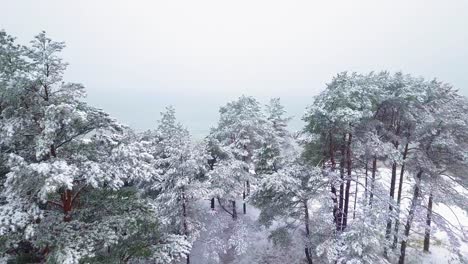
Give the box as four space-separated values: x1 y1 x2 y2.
353 173 358 220
331 185 339 228
182 187 190 264
305 248 313 264
385 161 398 257
208 157 216 211
399 170 423 264
369 157 377 206
243 182 247 214
329 133 340 229
364 160 368 201
338 135 346 231
61 189 73 222
304 200 313 264
343 133 352 229
423 191 433 252
242 153 248 215
393 142 409 248
232 200 237 220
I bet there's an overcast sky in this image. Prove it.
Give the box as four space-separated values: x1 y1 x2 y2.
2 0 468 137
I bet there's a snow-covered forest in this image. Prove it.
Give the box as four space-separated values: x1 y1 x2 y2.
0 31 467 264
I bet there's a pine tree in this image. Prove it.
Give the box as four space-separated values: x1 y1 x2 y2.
141 106 209 264
207 96 270 217
252 151 327 264
0 31 192 264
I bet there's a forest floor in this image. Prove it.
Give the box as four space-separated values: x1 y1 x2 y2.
189 167 467 264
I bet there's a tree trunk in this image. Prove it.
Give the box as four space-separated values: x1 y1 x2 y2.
393 142 409 248
329 133 340 229
364 160 368 201
232 200 237 220
369 157 377 206
338 135 346 231
241 147 250 215
398 170 423 264
182 187 190 264
343 133 352 229
243 183 247 215
353 173 358 220
423 191 433 252
52 144 74 223
304 200 313 264
210 198 215 210
243 179 250 214
61 189 73 222
331 185 339 228
305 248 313 264
385 161 398 257
50 144 57 158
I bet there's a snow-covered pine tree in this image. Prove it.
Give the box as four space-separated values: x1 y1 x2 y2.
207 95 271 217
303 72 381 231
303 71 468 263
254 98 293 176
252 144 329 264
397 85 468 264
141 106 209 264
0 31 191 264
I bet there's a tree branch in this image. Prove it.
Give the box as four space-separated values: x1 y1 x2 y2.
47 200 63 208
216 197 234 217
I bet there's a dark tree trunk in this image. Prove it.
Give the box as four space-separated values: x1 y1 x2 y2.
369 157 377 206
364 160 368 201
399 170 423 264
208 158 216 211
182 187 190 264
423 191 433 252
331 186 339 227
353 173 358 220
232 200 237 220
243 183 247 214
243 179 250 214
385 161 398 257
61 189 73 222
393 142 409 248
338 135 346 230
329 133 340 229
241 151 250 215
343 133 352 229
385 113 401 255
305 248 313 264
50 144 57 158
304 200 313 264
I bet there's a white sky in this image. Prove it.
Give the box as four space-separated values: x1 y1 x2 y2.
2 0 468 137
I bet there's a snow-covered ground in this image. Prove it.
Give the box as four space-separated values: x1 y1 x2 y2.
188 167 467 264
190 199 304 264
374 167 467 264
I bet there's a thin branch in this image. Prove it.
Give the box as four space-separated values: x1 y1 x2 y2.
55 126 95 149
47 200 63 208
216 197 234 217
